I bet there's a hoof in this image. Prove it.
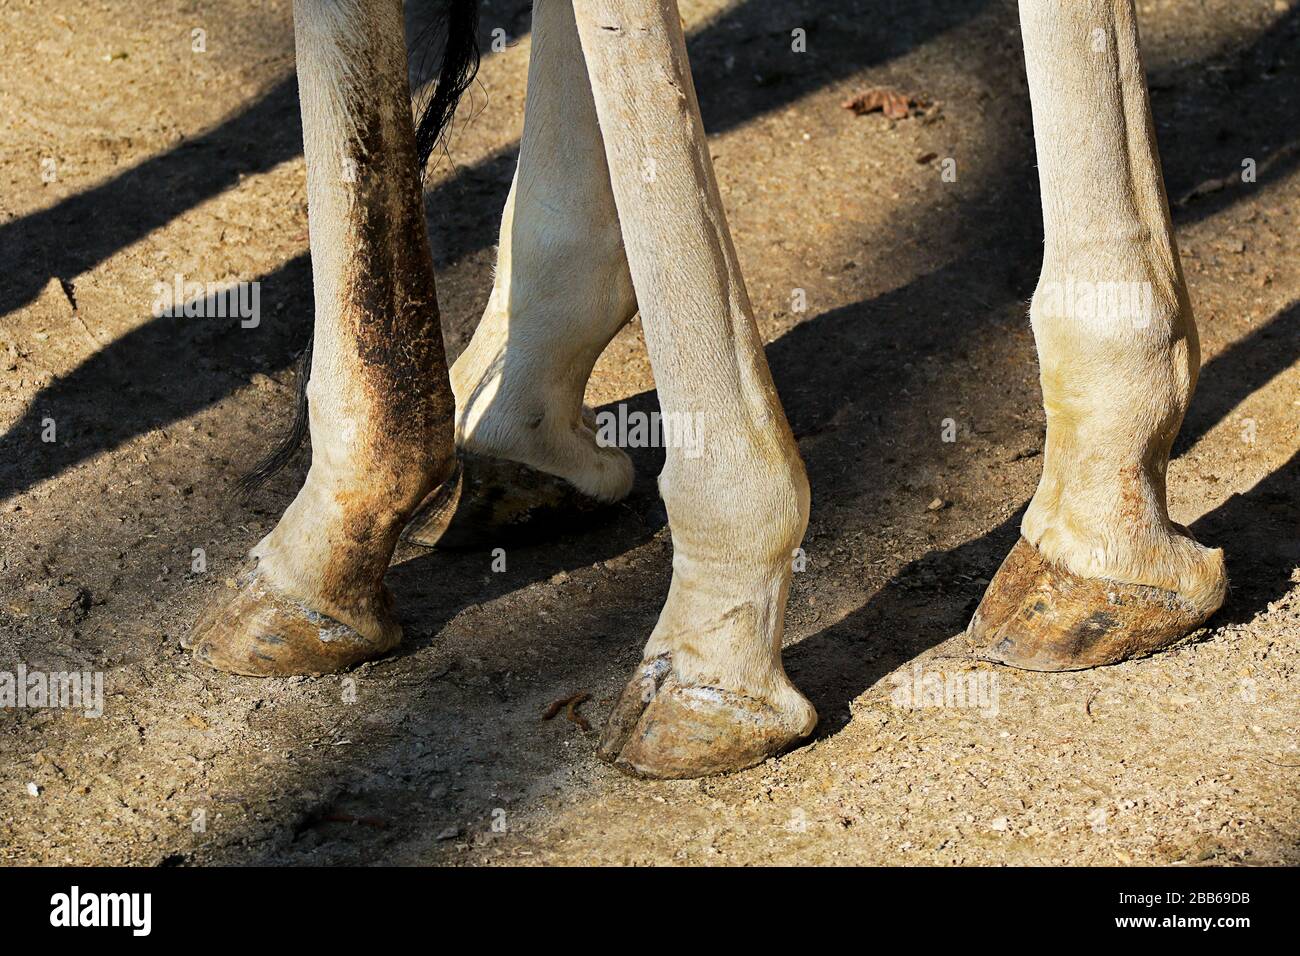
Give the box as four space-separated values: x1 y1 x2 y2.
185 569 401 677
597 653 816 779
401 452 614 550
967 536 1223 671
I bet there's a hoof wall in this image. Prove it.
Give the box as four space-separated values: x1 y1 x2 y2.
967 536 1221 671
597 654 816 779
401 452 612 550
185 570 400 677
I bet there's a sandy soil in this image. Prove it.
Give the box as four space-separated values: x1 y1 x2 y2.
0 0 1296 866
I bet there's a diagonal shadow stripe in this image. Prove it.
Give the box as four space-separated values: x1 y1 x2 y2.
0 78 303 322
1176 299 1300 457
1155 3 1300 221
0 254 312 500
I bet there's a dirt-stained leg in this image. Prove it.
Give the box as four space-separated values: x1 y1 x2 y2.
187 0 454 675
571 0 816 778
967 0 1227 670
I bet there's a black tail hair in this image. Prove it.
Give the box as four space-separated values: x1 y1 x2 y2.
413 0 482 178
235 341 313 497
237 2 480 499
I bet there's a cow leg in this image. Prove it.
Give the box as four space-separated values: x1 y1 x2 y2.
571 0 816 778
968 0 1227 670
406 0 638 547
187 0 454 675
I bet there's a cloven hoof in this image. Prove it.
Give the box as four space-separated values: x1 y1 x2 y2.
967 535 1223 671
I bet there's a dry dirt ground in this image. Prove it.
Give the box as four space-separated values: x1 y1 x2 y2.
0 0 1296 866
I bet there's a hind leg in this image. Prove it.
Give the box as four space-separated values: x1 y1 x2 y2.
408 0 638 548
188 0 454 675
968 0 1227 670
573 0 816 778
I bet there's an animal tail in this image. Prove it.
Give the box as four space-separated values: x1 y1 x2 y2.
413 0 482 177
237 1 481 498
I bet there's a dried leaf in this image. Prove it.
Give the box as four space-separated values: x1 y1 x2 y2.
842 87 935 120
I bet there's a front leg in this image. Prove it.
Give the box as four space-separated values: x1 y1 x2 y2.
187 0 455 675
968 0 1227 670
573 0 816 778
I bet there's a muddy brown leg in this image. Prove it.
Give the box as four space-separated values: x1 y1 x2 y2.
187 0 454 676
